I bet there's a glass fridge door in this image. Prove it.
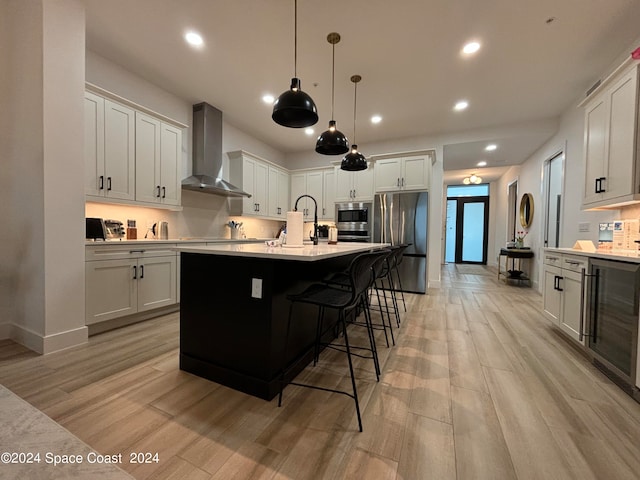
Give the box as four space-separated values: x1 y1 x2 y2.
589 259 640 380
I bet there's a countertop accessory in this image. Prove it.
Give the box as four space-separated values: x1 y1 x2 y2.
271 0 318 128
104 219 125 239
227 220 243 239
341 75 367 171
315 32 349 155
284 211 304 247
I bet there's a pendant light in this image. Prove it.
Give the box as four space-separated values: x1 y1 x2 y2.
341 75 367 171
272 0 318 128
315 32 349 155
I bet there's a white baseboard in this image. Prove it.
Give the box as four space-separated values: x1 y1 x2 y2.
0 322 10 339
9 324 88 355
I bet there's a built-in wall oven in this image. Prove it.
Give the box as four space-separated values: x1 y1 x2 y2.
335 202 372 242
586 258 640 398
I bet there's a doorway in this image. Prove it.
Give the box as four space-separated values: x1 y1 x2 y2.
445 184 490 264
543 151 564 248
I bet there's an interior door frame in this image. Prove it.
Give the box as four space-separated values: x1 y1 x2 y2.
452 195 490 264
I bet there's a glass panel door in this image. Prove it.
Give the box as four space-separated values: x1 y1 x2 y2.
461 201 486 262
445 200 457 263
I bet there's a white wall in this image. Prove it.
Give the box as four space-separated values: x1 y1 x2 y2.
0 0 10 338
1 0 88 353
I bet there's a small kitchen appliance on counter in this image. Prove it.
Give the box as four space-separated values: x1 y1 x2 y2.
104 219 125 239
152 221 169 240
86 217 106 240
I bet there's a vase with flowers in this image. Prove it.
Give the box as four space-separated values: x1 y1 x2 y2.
515 230 528 249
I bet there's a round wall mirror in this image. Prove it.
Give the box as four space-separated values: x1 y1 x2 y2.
520 193 534 228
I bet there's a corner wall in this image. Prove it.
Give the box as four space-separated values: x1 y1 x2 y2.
1 0 88 353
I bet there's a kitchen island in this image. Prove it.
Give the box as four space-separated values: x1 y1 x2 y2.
176 242 388 400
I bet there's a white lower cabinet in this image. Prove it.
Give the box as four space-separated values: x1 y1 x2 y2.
85 246 177 325
542 252 587 342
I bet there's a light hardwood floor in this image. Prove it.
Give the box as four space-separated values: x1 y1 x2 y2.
2 264 640 479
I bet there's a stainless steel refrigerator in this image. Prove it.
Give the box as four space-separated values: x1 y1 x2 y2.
373 191 428 294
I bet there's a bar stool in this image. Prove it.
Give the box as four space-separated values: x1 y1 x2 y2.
323 248 394 348
278 250 383 432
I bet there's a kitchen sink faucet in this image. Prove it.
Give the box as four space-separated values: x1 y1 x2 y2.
294 195 318 245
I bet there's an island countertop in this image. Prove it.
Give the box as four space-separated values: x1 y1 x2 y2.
174 242 389 261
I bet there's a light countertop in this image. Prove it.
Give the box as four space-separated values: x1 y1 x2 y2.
544 247 640 264
175 242 389 261
86 237 268 246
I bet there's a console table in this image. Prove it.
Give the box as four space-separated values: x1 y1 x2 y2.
498 248 534 286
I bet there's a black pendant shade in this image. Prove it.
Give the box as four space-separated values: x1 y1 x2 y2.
341 145 367 171
272 78 318 128
341 74 367 171
316 120 349 155
272 0 318 129
316 32 349 156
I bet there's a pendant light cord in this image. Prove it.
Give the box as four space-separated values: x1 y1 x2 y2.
331 42 335 119
352 80 357 144
293 0 297 78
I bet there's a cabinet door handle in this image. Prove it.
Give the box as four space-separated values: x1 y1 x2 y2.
353 189 356 198
133 265 137 279
397 178 400 187
599 177 606 193
140 265 144 279
99 175 104 190
323 208 325 216
162 186 166 198
156 186 161 197
402 178 405 187
107 177 112 191
556 275 564 292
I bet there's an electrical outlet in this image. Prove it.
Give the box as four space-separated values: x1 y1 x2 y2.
578 222 590 233
251 278 262 299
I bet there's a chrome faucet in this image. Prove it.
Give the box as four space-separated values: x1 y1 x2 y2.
294 195 318 245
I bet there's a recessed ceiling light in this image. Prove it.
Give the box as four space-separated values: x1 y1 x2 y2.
371 115 382 124
454 100 469 111
305 128 315 136
262 94 275 104
462 41 481 55
485 144 497 151
185 31 203 47
477 161 487 167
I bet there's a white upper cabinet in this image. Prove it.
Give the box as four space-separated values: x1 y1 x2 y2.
268 165 290 219
374 154 431 192
581 61 640 208
85 93 136 201
290 168 334 221
335 164 374 202
229 150 286 219
134 113 182 206
84 86 185 209
322 168 336 219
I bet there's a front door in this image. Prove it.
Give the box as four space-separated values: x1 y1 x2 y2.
445 192 489 264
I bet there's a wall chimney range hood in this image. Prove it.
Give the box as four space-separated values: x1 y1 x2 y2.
182 102 251 198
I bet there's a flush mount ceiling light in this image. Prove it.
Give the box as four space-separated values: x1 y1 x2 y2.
485 144 497 151
477 160 487 167
371 115 382 124
316 32 349 155
341 75 367 171
185 31 204 47
262 94 275 104
463 173 483 185
272 0 318 128
454 100 469 111
462 41 481 55
305 128 315 136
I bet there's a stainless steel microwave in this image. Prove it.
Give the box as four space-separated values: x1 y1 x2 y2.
335 202 372 242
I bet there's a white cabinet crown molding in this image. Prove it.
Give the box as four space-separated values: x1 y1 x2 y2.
85 82 188 129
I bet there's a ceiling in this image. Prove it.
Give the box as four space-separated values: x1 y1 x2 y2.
82 0 640 182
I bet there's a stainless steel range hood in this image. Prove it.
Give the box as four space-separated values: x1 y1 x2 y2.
182 102 251 198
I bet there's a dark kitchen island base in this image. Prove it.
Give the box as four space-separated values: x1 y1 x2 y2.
179 246 379 400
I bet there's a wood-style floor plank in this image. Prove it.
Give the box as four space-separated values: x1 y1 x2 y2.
2 264 640 479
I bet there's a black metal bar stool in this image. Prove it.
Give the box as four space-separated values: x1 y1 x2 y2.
323 248 394 349
278 250 383 432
